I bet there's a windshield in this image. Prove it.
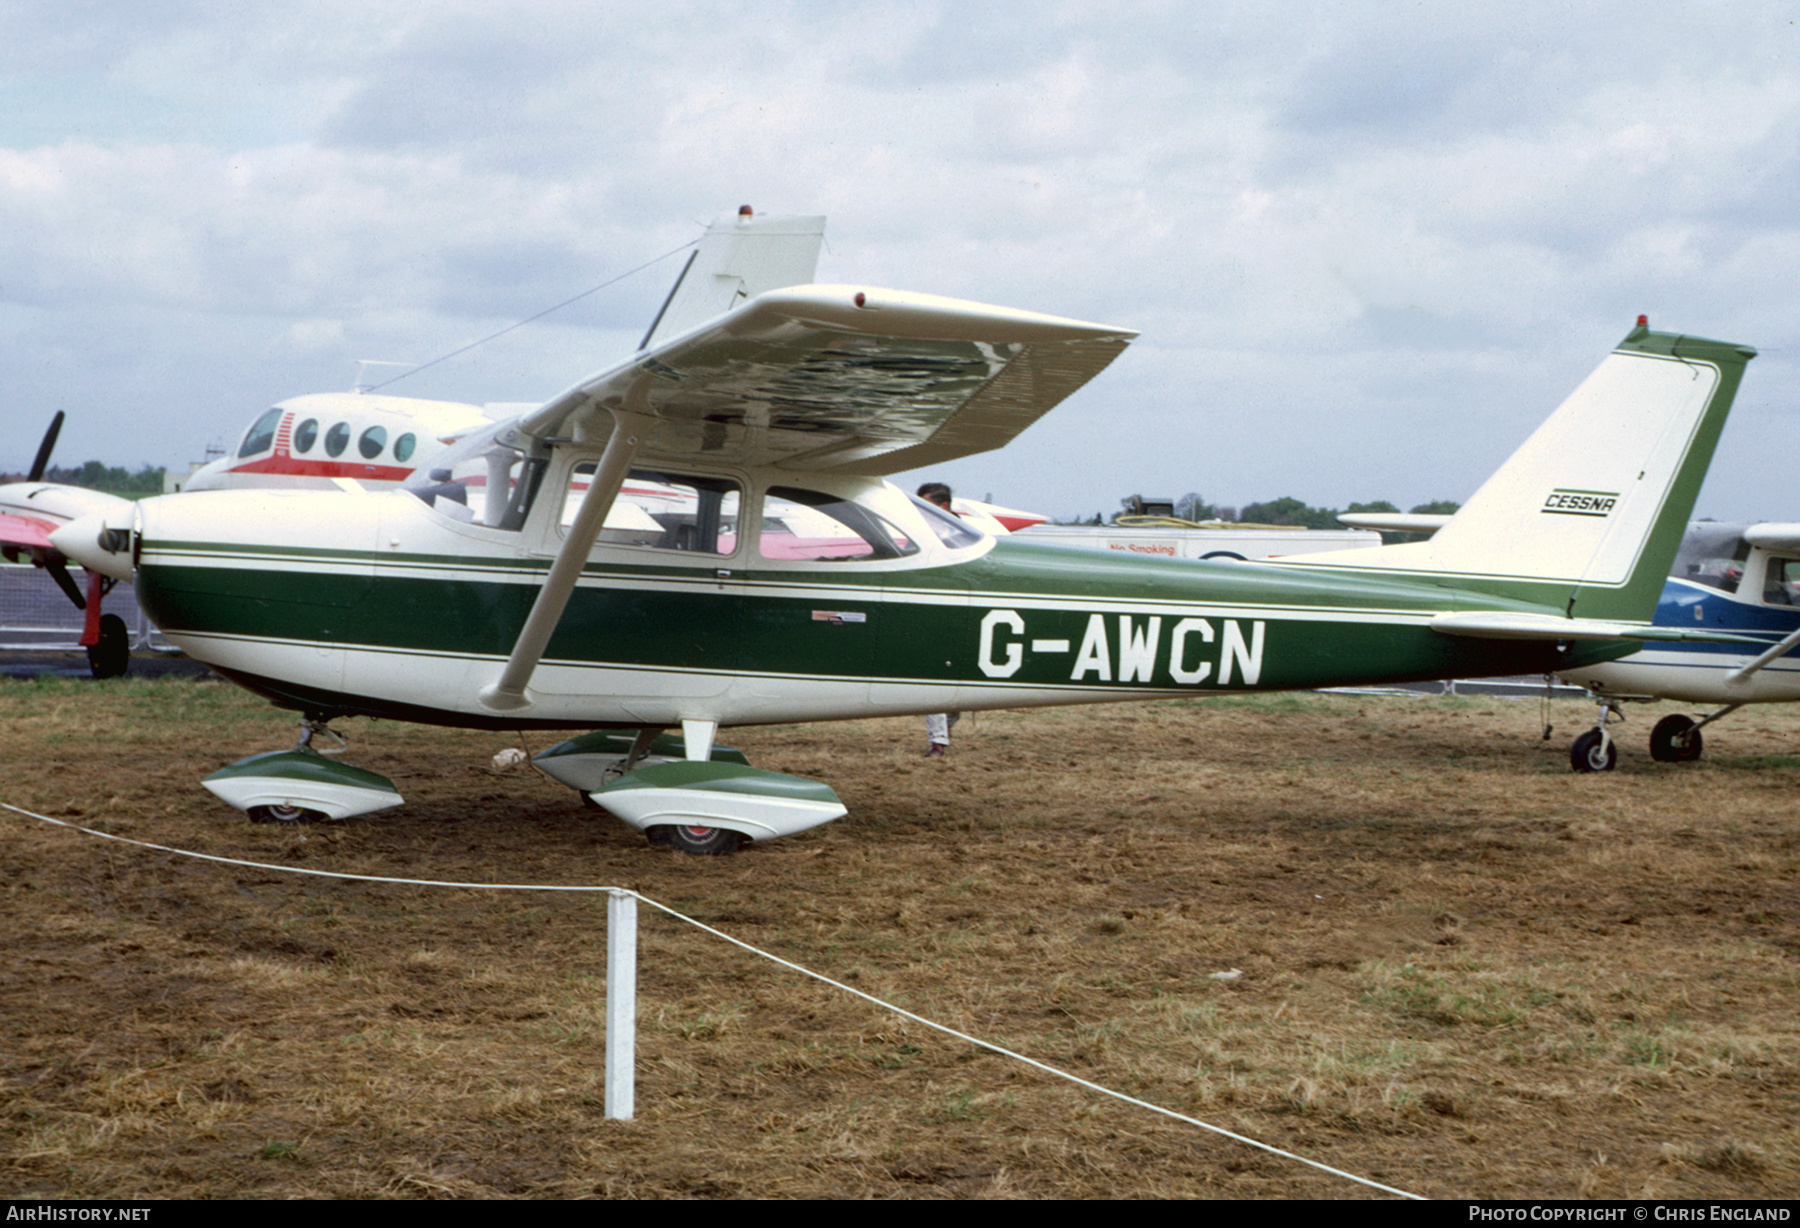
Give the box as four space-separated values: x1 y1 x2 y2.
405 420 545 530
909 494 985 550
1673 522 1751 593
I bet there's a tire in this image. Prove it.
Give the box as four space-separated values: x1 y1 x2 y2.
87 613 129 679
1649 714 1703 763
247 803 327 825
1570 730 1617 773
648 824 745 856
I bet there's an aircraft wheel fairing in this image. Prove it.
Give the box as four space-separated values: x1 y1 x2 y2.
202 749 404 821
1650 714 1704 763
87 613 129 679
591 760 847 850
649 824 747 856
1570 730 1617 773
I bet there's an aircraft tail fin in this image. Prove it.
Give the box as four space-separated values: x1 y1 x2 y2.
1286 321 1756 621
639 208 826 351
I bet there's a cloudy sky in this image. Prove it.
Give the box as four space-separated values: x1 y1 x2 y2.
4 2 1798 522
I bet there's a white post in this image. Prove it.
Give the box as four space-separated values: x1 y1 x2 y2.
605 890 637 1120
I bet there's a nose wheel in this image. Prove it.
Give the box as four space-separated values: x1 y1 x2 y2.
1570 700 1623 772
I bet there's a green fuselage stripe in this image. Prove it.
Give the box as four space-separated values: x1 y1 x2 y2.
137 538 1629 720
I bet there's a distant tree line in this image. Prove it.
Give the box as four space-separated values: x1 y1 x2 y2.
37 462 167 494
1060 494 1463 542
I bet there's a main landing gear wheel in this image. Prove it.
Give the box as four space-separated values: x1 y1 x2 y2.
648 824 746 856
87 613 129 680
247 803 328 825
1650 714 1704 763
1570 729 1617 773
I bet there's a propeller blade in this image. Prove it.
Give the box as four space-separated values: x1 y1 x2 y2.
28 412 64 483
45 557 87 610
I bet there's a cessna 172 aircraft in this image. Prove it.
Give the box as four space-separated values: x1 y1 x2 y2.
42 213 1759 854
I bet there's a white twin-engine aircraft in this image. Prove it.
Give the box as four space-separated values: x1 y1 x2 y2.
48 212 1759 853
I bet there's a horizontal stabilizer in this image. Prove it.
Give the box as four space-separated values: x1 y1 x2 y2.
1431 610 1765 644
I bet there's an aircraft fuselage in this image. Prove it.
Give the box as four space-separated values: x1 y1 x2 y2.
126 476 1628 731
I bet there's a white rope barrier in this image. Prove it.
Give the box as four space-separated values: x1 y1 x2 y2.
629 890 1424 1200
2 801 1424 1199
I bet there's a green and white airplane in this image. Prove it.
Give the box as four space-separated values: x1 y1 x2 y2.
53 271 1757 853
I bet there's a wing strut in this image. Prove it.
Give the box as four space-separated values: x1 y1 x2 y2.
1724 625 1800 687
478 405 654 712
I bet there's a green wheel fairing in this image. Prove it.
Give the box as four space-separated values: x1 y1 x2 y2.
203 748 399 790
201 749 404 821
595 760 843 805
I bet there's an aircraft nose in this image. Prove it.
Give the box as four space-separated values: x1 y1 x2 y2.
50 510 136 581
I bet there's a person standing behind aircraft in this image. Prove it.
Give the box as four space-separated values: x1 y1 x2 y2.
917 482 961 758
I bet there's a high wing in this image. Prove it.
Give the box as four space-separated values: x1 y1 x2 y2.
518 285 1137 474
1743 523 1800 553
470 283 1134 714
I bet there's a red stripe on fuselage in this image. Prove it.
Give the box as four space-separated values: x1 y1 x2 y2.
227 455 414 482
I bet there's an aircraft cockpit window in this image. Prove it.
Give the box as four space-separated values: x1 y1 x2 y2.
324 422 351 458
293 418 319 454
1764 559 1800 606
760 487 920 562
359 426 388 460
237 408 283 459
1674 524 1751 593
404 423 545 530
909 494 985 550
563 465 740 556
394 433 416 463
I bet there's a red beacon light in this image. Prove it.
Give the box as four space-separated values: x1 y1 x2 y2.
1637 314 1649 327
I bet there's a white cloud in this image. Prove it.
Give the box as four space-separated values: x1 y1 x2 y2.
0 1 1795 525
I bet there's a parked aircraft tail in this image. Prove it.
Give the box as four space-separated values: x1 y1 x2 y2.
1284 320 1756 624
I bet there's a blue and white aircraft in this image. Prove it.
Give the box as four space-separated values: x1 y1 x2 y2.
1558 521 1800 770
1341 511 1800 770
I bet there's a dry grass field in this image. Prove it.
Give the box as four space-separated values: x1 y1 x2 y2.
2 670 1797 1199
